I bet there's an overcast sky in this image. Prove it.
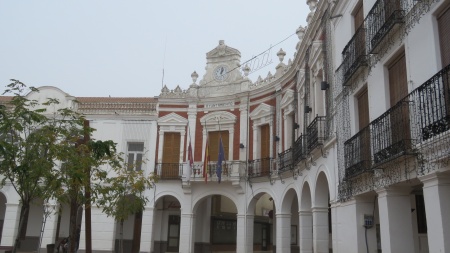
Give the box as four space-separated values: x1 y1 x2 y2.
0 1 310 98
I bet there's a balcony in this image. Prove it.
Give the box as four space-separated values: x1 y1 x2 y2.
344 126 372 179
366 0 405 53
293 134 307 165
344 65 450 178
306 116 327 152
155 161 244 182
155 163 183 180
412 64 450 141
248 158 275 178
278 149 293 172
341 26 368 85
372 100 416 165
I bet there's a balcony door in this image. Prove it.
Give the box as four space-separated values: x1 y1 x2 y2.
162 132 181 178
388 53 411 151
438 5 450 119
261 124 271 175
208 131 229 176
357 87 371 167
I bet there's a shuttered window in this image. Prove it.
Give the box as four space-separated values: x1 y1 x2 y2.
162 133 181 163
389 53 408 106
162 132 181 178
260 124 270 159
208 131 229 161
438 5 450 67
388 53 411 146
357 88 370 130
354 2 364 32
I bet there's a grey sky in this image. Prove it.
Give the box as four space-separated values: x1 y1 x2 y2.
0 1 309 97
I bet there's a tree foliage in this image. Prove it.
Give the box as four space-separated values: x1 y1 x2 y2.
0 80 60 252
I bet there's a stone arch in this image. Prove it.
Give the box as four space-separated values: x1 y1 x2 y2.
192 190 238 213
246 188 277 215
314 171 330 208
152 192 183 209
300 181 312 211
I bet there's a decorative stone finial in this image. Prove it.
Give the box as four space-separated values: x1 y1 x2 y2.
191 71 199 83
242 64 251 77
307 0 318 11
296 26 305 41
277 48 286 63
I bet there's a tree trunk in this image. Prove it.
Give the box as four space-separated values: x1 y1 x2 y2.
69 198 78 253
55 204 62 246
131 211 142 253
13 203 29 253
119 219 124 253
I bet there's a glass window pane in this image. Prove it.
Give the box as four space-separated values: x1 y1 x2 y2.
136 154 143 171
127 153 134 170
128 142 144 152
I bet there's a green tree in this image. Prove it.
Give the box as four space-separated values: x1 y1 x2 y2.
0 80 59 253
96 158 157 253
49 109 122 253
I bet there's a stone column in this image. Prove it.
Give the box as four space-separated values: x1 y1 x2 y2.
312 207 329 253
179 213 194 253
333 197 377 253
275 213 291 253
236 214 254 253
299 210 313 253
377 187 414 253
140 207 154 253
239 97 249 161
420 172 450 253
2 202 20 246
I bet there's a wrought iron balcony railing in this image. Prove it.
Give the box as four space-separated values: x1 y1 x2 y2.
371 100 415 165
344 126 372 179
293 134 307 165
341 26 368 85
155 163 183 180
278 149 293 172
248 158 275 178
306 116 327 152
412 64 450 141
366 0 405 53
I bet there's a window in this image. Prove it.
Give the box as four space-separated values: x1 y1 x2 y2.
438 5 450 67
127 142 144 171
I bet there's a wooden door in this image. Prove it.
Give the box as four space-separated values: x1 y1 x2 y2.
357 88 371 166
208 131 229 175
388 53 410 150
438 5 450 117
260 124 271 175
162 132 181 178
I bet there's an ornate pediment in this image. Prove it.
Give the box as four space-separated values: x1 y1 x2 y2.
158 112 188 126
280 89 295 110
249 103 274 120
200 111 237 126
206 40 241 59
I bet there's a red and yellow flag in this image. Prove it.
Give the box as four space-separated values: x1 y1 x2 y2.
203 137 209 183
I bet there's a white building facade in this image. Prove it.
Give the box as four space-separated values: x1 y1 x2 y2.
1 0 449 253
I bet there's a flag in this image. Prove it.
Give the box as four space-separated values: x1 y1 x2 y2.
187 140 193 181
203 137 209 183
217 136 225 183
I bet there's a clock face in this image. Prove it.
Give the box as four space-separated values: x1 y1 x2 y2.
214 65 229 81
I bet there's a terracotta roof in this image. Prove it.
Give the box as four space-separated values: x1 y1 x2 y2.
0 96 13 102
76 97 157 115
76 97 157 103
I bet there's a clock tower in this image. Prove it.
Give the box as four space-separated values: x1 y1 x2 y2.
199 40 243 86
